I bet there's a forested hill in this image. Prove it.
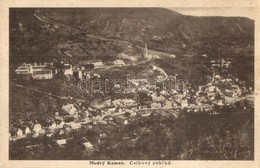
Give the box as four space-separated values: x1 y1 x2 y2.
10 8 254 63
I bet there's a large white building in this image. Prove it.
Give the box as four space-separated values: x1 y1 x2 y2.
15 62 54 80
32 69 53 80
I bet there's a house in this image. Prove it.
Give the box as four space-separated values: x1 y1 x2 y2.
118 53 138 61
206 85 216 93
212 63 221 67
121 99 137 108
181 99 188 107
146 54 161 60
15 63 32 74
168 54 176 58
49 122 57 129
215 100 225 106
62 104 77 116
77 70 83 79
112 99 123 107
34 124 44 132
56 121 65 129
70 122 81 130
25 127 31 135
105 107 116 115
224 89 235 97
63 64 73 76
83 142 94 150
32 69 53 80
215 75 221 80
201 54 207 58
92 61 104 69
114 115 129 124
92 115 102 124
57 139 67 147
183 53 194 58
151 93 165 103
93 73 101 79
33 123 45 137
123 120 129 125
160 90 170 96
222 78 233 82
33 124 42 132
164 100 173 108
17 128 23 137
113 60 125 66
151 102 162 108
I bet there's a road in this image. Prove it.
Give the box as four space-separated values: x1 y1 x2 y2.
14 83 86 102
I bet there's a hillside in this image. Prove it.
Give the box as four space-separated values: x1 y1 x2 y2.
10 8 254 64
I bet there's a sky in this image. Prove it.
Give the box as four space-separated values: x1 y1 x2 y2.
170 8 255 20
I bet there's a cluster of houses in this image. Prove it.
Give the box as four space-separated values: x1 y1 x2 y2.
122 71 251 114
10 97 144 153
12 51 253 155
10 121 45 140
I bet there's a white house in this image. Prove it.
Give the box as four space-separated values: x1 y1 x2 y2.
181 99 188 107
113 60 125 66
33 123 45 137
25 127 31 134
62 104 77 116
17 128 23 137
57 139 67 147
63 64 73 76
92 61 104 69
83 142 94 150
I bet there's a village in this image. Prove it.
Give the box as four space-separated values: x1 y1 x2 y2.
9 43 254 159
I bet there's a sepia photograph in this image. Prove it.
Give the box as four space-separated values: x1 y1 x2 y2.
8 7 255 161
